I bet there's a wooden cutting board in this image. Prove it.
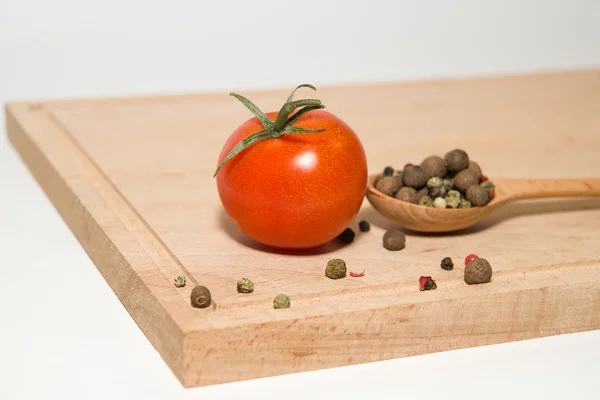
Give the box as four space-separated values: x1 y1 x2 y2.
5 70 600 388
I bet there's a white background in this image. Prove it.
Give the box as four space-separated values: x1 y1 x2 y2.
1 1 599 399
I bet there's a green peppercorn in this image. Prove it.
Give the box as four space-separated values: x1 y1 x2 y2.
402 165 428 189
273 294 291 309
446 189 461 199
466 185 490 207
434 197 447 208
444 149 470 173
427 177 442 189
467 161 482 181
444 194 460 209
375 176 401 196
421 156 447 179
395 187 419 204
237 277 254 293
480 180 496 197
464 258 493 284
458 199 472 208
383 166 394 176
429 186 446 199
454 169 479 192
383 229 405 251
325 259 347 279
419 196 434 207
442 178 454 191
440 257 454 271
190 285 212 308
358 220 370 232
173 274 187 288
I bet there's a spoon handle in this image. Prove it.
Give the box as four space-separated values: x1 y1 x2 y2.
499 178 600 201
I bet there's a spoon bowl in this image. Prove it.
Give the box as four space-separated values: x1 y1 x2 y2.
365 175 600 233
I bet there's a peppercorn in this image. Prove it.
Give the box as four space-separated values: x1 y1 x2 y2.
440 257 454 270
467 161 482 181
429 186 446 199
402 165 428 189
444 194 460 209
421 155 447 179
434 197 447 209
392 174 404 189
372 174 383 189
273 294 291 309
466 185 490 207
419 196 434 207
190 285 212 308
358 220 371 232
444 149 469 173
465 253 479 265
237 277 254 293
458 199 471 208
383 166 394 176
416 187 429 200
338 228 355 243
442 178 454 192
395 187 419 204
419 276 437 291
173 274 187 288
446 189 461 199
454 169 479 192
480 174 489 183
427 176 442 189
480 180 496 196
325 258 347 279
375 176 401 196
383 229 405 251
464 258 493 285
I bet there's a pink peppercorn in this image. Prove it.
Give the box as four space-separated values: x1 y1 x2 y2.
404 163 414 169
465 254 479 265
480 174 489 183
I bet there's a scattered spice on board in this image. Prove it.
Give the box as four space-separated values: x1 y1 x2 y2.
325 259 347 279
349 270 365 277
375 149 495 208
173 274 187 288
273 294 291 309
441 257 454 271
237 277 254 293
338 228 355 243
464 258 493 285
190 285 212 308
358 220 371 232
383 229 406 251
419 276 437 291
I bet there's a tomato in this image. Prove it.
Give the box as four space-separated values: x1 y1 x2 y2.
216 100 367 249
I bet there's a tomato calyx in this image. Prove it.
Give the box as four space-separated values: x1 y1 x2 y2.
214 84 326 177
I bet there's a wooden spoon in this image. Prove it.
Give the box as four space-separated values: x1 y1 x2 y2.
365 175 600 233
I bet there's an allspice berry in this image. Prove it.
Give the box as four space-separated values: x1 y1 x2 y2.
402 165 428 189
395 187 419 204
416 187 429 200
467 161 482 181
325 259 347 279
454 169 479 192
273 294 291 309
383 229 406 251
444 149 469 173
421 155 447 178
466 185 490 207
375 176 401 196
237 278 254 293
464 258 493 284
190 285 212 308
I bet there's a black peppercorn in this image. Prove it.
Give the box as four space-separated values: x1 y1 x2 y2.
395 187 419 204
190 285 212 308
421 155 447 179
454 169 479 192
337 228 355 243
464 258 493 284
358 220 371 232
383 229 406 250
375 176 401 196
444 149 470 173
383 166 394 176
466 185 490 207
402 165 428 189
440 257 454 270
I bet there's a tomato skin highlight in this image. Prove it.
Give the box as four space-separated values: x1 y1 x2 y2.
216 109 367 249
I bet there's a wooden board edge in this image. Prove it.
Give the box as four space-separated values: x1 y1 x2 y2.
182 268 600 387
4 103 187 385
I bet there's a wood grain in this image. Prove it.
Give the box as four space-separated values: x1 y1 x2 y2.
5 70 600 387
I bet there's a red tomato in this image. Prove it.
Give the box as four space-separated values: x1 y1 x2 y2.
216 109 367 249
